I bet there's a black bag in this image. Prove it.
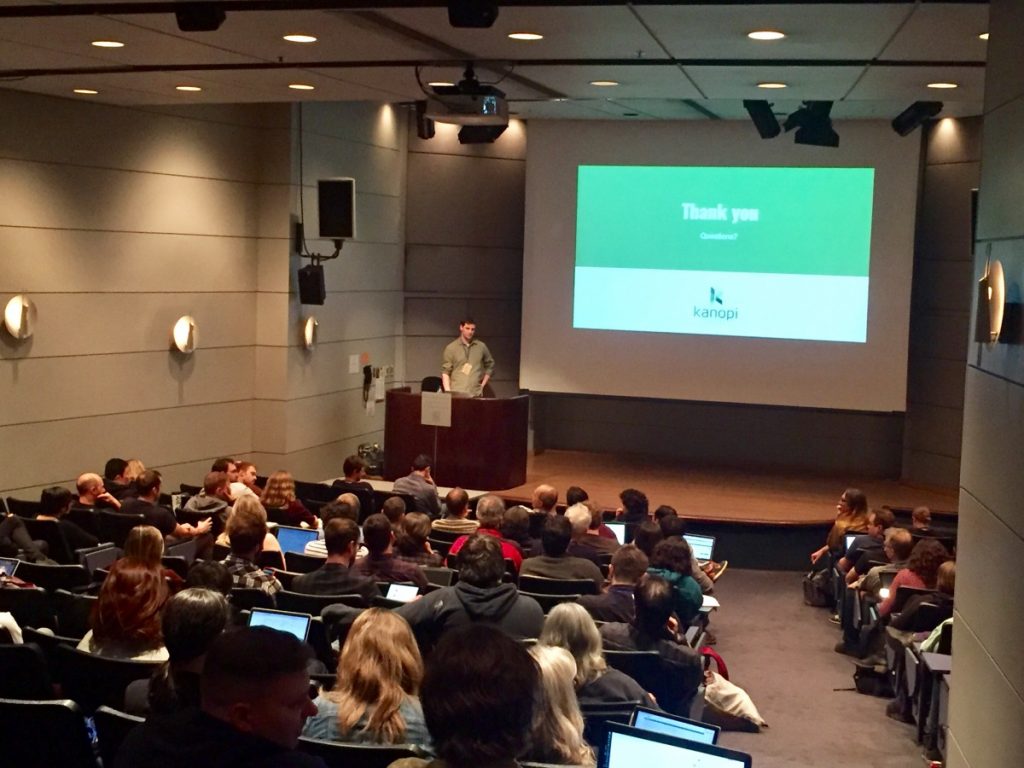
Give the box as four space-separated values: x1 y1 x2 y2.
853 662 894 697
803 568 832 607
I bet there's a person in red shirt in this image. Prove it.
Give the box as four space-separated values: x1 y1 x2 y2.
446 494 523 571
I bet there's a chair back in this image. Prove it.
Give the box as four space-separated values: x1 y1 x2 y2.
518 575 599 596
5 497 42 518
96 511 145 549
264 505 294 526
229 588 276 610
428 527 462 543
14 561 91 593
908 601 954 633
296 737 421 768
161 556 189 580
330 483 377 522
276 590 368 613
213 542 231 560
22 518 75 564
272 569 301 590
0 698 99 768
580 700 640 764
256 550 286 570
420 566 457 587
518 591 581 614
0 643 55 699
164 537 198 564
55 644 160 714
892 585 936 613
179 484 202 495
94 705 145 768
285 551 325 573
604 649 696 716
68 506 100 536
77 543 120 572
21 627 79 683
0 586 56 631
53 589 97 639
427 537 453 558
294 480 342 504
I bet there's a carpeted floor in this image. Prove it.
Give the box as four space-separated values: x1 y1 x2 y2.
704 569 924 768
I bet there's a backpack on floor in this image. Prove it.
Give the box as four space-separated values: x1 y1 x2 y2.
853 662 894 697
802 567 832 607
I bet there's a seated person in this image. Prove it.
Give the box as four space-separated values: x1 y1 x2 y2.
658 515 716 593
616 488 650 525
78 557 170 661
185 560 233 597
36 485 99 554
840 507 895 580
291 518 378 605
394 512 443 568
75 472 121 510
912 505 932 531
231 461 262 500
565 503 618 566
124 525 185 592
303 497 361 558
116 627 323 768
523 644 596 767
521 515 604 591
858 527 915 597
182 471 234 520
891 559 955 632
647 537 702 627
877 538 950 618
391 454 441 518
122 470 213 559
220 500 282 597
446 494 523 571
303 609 432 750
578 545 649 623
573 500 621 557
810 488 869 566
260 471 318 529
632 521 663 559
0 512 52 563
103 457 135 501
216 496 283 569
353 513 428 589
569 487 617 541
500 505 541 558
331 454 376 517
432 487 478 535
382 495 407 530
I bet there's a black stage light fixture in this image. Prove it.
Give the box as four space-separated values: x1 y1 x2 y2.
784 101 839 148
743 100 781 139
448 0 499 28
458 124 507 144
175 2 226 31
892 101 943 136
415 101 436 140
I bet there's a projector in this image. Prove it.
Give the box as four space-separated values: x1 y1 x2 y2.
425 67 509 126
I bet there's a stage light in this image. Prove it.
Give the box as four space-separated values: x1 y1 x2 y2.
891 101 943 136
171 315 196 354
784 101 839 148
3 295 36 340
174 3 226 32
458 124 508 144
448 0 498 28
743 100 781 139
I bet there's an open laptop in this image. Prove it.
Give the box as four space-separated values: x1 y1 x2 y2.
276 525 320 555
629 706 720 745
605 523 627 546
247 607 312 642
601 722 751 768
385 583 420 603
0 557 19 578
683 534 716 564
844 533 859 553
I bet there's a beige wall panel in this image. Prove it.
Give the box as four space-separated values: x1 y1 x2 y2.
256 292 290 348
298 192 403 249
924 116 983 166
982 0 1024 112
0 228 259 295
406 153 525 247
251 399 287 455
284 338 398 400
906 357 971 409
0 400 252 493
408 119 528 161
405 245 524 295
948 616 1024 768
255 126 294 185
1 347 254 426
252 433 384 485
908 312 971 362
918 163 981 262
299 133 405 198
960 369 1024 535
302 103 405 150
257 182 293 239
254 345 289 401
284 388 386 453
945 731 968 768
0 160 259 237
308 291 403 345
321 244 403 294
405 296 522 340
0 292 256 359
256 237 293 294
903 403 964 457
977 98 1024 241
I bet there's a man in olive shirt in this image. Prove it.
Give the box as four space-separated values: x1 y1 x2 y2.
441 318 494 397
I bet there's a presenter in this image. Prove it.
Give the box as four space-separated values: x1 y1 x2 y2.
441 318 494 397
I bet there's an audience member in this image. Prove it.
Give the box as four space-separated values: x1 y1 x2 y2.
500 504 541 558
261 470 318 529
124 587 231 716
116 627 324 767
331 455 377 517
654 504 678 523
891 559 955 632
75 472 122 510
840 507 895 581
540 602 652 706
395 512 443 567
354 513 428 588
37 485 99 554
210 457 239 483
858 527 914 597
103 457 134 500
647 537 703 626
303 499 359 558
231 461 262 499
304 609 432 749
216 495 283 568
0 512 52 563
391 454 441 518
632 520 663 559
432 487 478 535
658 513 686 539
292 518 378 605
578 545 649 623
616 488 649 524
123 458 147 485
397 533 543 650
221 499 282 597
585 498 620 541
656 515 715 593
122 470 213 557
78 557 170 661
565 502 619 563
124 524 184 591
912 506 932 530
186 560 233 596
565 485 588 507
810 488 869 565
382 495 408 529
182 470 233 523
521 515 604 590
447 494 523 570
523 645 596 767
532 484 559 516
878 538 949 617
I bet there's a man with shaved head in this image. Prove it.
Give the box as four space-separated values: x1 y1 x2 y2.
75 472 121 510
531 484 558 517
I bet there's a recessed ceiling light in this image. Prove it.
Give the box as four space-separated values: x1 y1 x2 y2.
73 89 98 95
757 82 787 89
748 30 785 41
175 85 202 92
978 32 989 40
428 81 455 87
551 97 568 102
91 40 125 48
927 82 959 89
283 34 318 43
288 83 315 90
508 32 543 41
590 80 619 87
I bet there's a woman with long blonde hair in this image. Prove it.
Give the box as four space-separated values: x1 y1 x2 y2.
123 524 184 591
303 608 432 749
215 496 282 568
260 470 318 529
524 644 596 767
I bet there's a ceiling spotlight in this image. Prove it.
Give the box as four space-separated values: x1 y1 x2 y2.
891 101 943 136
508 32 543 41
448 0 498 28
289 83 315 90
174 2 226 32
73 88 99 95
283 34 317 43
758 82 787 89
928 82 959 89
175 85 202 92
784 101 839 148
590 80 619 87
91 40 124 48
743 100 781 139
748 30 785 41
978 32 989 40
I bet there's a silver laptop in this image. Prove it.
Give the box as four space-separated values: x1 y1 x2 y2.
601 722 751 768
629 706 720 744
683 534 716 564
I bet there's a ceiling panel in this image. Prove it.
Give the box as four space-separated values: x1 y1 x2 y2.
687 65 865 101
850 64 985 101
517 63 700 100
881 4 989 61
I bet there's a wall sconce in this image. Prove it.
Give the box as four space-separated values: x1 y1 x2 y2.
303 316 318 349
172 315 197 354
3 294 36 340
975 256 1005 344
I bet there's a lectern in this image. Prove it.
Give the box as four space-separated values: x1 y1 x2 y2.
384 388 528 490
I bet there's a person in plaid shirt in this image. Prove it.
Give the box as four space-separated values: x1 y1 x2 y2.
221 500 281 596
395 512 443 568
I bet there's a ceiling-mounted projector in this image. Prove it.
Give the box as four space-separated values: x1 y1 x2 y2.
425 65 509 126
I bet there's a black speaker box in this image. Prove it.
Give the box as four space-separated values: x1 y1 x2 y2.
298 264 326 305
318 178 355 240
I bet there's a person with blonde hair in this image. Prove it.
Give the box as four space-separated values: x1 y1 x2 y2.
261 470 318 529
123 459 147 485
303 609 432 749
540 602 651 705
124 524 185 591
523 645 596 767
215 495 283 568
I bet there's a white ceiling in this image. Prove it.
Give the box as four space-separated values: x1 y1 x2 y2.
0 1 988 120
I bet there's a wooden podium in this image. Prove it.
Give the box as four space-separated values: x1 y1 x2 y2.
384 388 529 490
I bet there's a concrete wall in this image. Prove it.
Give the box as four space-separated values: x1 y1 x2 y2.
947 0 1024 763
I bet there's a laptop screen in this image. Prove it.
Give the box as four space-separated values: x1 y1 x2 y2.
684 534 715 562
386 583 420 603
276 526 320 554
844 533 858 552
630 707 720 745
81 545 120 573
248 608 311 642
605 523 627 546
0 557 19 577
602 723 751 768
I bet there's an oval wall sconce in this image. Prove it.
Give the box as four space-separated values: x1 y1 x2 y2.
172 315 197 354
3 294 37 340
975 256 1006 344
303 316 318 349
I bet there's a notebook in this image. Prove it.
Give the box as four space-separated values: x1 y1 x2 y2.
684 534 716 563
629 706 720 745
385 583 420 603
605 523 627 546
602 722 751 768
247 607 312 642
276 525 320 554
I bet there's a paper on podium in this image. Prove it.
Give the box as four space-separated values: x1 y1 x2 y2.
421 391 452 427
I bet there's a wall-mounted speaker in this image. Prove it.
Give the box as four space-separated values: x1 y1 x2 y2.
318 178 356 240
298 264 326 305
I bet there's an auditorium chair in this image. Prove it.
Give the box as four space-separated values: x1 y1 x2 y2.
0 643 55 699
22 517 76 564
165 536 197 564
179 483 202 496
68 506 99 536
271 568 301 590
229 587 276 611
160 555 189 580
604 649 697 717
285 551 324 573
256 550 286 570
580 700 641 764
0 586 56 631
420 375 443 393
93 705 145 768
518 575 599 596
420 566 457 587
5 496 42 518
297 737 422 768
53 589 97 638
15 561 91 593
427 537 453 558
96 510 145 549
294 480 341 504
21 627 78 685
276 590 367 614
518 591 582 614
55 644 160 713
0 698 99 768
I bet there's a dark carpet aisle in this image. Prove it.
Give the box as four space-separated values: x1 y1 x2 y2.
704 569 924 768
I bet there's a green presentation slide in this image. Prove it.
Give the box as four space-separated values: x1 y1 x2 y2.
573 165 875 343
